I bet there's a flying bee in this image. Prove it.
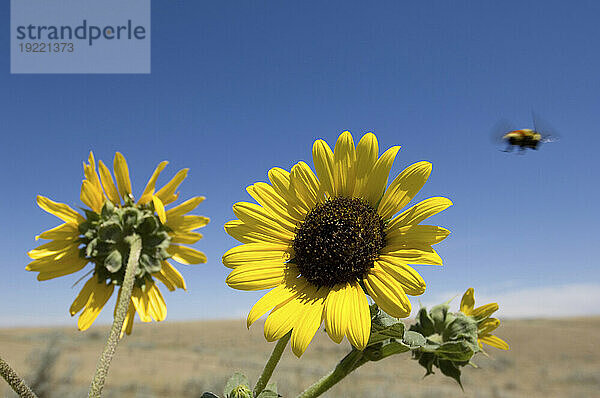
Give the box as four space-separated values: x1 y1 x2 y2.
492 113 559 153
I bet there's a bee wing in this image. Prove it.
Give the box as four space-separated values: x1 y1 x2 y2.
532 111 561 143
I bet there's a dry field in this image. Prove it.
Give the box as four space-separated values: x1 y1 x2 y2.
1 317 598 398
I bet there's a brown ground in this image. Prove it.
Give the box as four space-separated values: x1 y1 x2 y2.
0 317 598 398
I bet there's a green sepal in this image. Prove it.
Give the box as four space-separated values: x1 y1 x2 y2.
415 307 435 336
104 250 123 273
101 201 115 218
224 373 251 398
429 304 450 333
439 359 464 390
98 222 122 243
86 238 98 257
443 312 478 344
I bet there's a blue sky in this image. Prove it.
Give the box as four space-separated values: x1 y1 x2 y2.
1 1 598 327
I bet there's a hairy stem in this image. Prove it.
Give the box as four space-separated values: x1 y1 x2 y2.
0 356 38 398
88 234 142 398
296 349 367 398
253 332 291 397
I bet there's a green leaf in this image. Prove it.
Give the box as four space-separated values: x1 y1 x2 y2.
200 393 220 398
224 373 250 398
402 331 426 348
104 250 123 273
367 308 406 346
265 383 277 394
257 390 279 398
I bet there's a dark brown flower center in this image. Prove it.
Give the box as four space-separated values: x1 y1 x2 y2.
291 197 386 288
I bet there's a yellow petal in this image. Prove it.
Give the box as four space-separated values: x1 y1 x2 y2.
226 262 287 291
166 215 210 232
225 220 292 246
233 202 296 235
291 289 327 357
472 303 499 320
113 152 132 199
353 133 379 198
378 161 432 220
77 281 114 331
345 282 371 350
362 146 400 207
169 231 203 244
479 318 501 335
222 243 289 269
247 276 306 328
138 161 169 205
83 151 103 195
27 250 87 272
131 285 151 322
81 180 104 213
165 196 205 218
312 139 335 197
147 283 167 321
36 263 87 281
152 195 166 224
264 294 305 342
385 225 450 247
98 160 121 205
168 245 207 265
382 247 443 266
120 300 136 337
289 161 322 211
37 196 84 225
387 197 453 230
28 239 79 260
376 256 426 296
247 183 299 224
156 168 189 205
324 283 351 344
160 261 186 290
333 131 356 197
460 288 475 315
364 268 411 318
35 223 79 241
479 334 509 350
70 277 98 315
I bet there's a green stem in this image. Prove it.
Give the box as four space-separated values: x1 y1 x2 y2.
253 332 291 397
0 356 38 398
88 234 142 398
296 349 367 398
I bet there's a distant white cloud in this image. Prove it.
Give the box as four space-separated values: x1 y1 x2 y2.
420 283 600 318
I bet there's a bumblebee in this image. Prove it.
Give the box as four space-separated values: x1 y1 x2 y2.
492 113 559 153
502 129 542 151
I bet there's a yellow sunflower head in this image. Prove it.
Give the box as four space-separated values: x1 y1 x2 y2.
28 152 209 335
460 288 509 350
223 131 452 356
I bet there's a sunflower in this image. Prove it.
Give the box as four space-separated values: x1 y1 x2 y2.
223 131 452 357
27 152 208 335
460 288 509 350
